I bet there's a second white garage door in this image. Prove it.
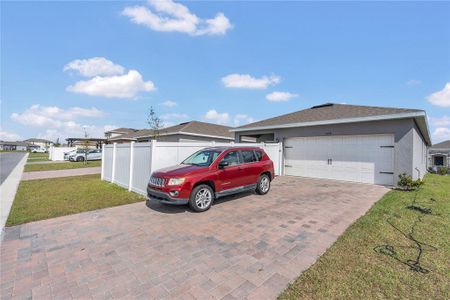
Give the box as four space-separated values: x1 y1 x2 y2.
284 134 395 185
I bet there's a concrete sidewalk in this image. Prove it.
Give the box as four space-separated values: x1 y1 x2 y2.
21 167 101 181
0 153 28 234
26 160 67 165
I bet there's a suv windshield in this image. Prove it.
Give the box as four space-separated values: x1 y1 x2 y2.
182 150 222 167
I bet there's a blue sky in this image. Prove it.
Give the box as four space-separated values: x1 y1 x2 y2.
1 1 449 143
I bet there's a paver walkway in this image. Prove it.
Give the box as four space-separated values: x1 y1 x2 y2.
0 176 388 299
21 167 101 181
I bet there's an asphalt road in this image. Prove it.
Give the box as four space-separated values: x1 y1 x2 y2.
0 152 26 184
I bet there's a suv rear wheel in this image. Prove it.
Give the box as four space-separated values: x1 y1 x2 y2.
189 184 214 212
256 174 270 195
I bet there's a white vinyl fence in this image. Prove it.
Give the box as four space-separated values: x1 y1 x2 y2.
49 147 77 161
102 141 282 195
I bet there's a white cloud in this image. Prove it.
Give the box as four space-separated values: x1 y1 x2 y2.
64 57 125 77
161 100 177 108
122 0 232 36
11 105 110 139
203 110 254 127
66 70 155 99
427 83 450 107
221 74 280 89
233 114 254 127
429 115 450 127
0 130 21 141
266 91 298 102
432 127 450 143
406 79 421 86
203 109 230 125
65 57 156 99
11 105 105 128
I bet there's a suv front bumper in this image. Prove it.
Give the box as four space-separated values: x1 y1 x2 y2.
147 187 189 205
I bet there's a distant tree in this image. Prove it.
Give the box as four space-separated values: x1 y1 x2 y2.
147 106 164 139
82 127 90 165
54 138 61 147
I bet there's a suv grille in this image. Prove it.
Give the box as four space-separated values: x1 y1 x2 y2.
149 176 166 187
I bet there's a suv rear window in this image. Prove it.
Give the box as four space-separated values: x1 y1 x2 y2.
254 150 263 161
241 150 256 163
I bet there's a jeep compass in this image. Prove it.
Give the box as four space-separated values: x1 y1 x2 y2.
147 146 274 212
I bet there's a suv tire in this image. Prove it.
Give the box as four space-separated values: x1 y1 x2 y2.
189 184 214 212
76 156 85 162
256 174 271 195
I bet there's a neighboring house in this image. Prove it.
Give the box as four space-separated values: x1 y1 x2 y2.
0 141 30 151
232 103 430 185
104 128 139 141
107 121 240 143
428 140 450 168
23 138 54 150
66 137 106 149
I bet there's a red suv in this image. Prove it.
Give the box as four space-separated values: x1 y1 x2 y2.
147 146 274 212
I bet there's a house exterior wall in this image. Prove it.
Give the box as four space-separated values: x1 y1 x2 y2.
235 118 425 183
412 125 428 180
27 141 52 149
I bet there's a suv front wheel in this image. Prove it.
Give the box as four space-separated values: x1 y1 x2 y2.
189 184 214 212
256 174 271 195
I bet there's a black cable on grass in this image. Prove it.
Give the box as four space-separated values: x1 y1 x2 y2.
374 190 439 274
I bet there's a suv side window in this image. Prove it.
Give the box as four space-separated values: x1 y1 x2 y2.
254 150 263 161
221 151 240 166
241 150 256 163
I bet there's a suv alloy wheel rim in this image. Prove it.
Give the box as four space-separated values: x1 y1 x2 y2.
195 188 212 209
260 177 270 193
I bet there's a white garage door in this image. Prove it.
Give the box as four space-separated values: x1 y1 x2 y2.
284 134 394 185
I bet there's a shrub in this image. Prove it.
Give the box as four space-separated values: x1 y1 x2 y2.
437 167 448 176
397 173 424 191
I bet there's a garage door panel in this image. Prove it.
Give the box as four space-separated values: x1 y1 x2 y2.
284 134 394 185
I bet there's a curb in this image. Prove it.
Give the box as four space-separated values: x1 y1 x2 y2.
0 153 28 236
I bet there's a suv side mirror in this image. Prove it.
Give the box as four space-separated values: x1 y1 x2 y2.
218 161 229 169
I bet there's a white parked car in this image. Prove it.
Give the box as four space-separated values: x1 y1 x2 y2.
69 149 102 162
31 148 47 153
64 149 77 160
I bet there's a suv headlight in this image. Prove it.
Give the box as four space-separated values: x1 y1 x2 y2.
167 178 185 186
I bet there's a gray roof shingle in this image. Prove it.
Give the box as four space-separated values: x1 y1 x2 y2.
235 103 422 130
431 140 450 149
109 121 234 141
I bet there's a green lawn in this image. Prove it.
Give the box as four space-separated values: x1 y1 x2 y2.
24 160 101 172
27 152 49 162
279 174 450 299
6 174 145 226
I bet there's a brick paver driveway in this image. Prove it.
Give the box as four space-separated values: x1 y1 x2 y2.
1 177 388 299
